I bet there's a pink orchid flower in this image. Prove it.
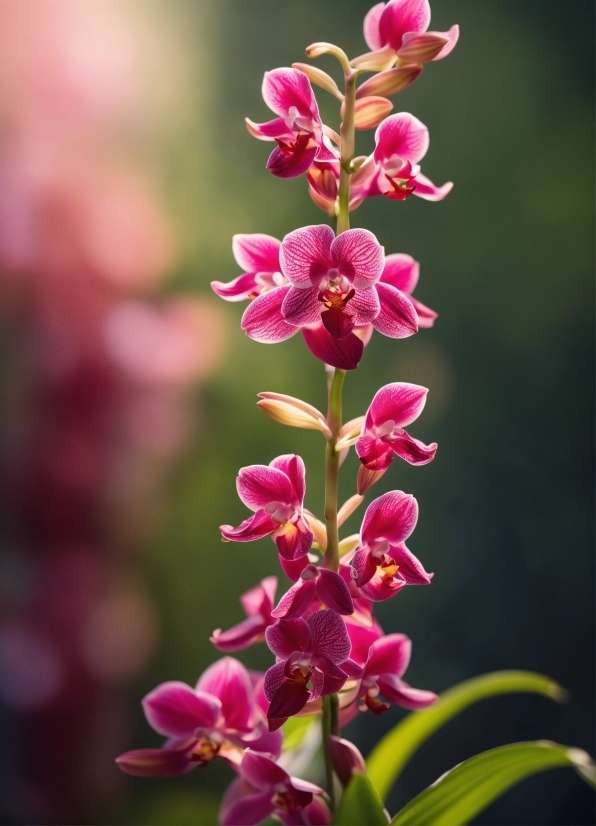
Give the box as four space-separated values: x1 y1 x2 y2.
211 233 289 304
242 224 418 371
364 0 459 63
272 564 354 621
221 454 313 562
246 67 336 179
211 576 277 652
116 657 282 777
264 609 352 729
356 382 437 473
220 750 329 826
350 490 433 601
378 252 437 327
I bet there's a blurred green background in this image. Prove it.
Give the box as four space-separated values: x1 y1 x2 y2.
117 1 594 824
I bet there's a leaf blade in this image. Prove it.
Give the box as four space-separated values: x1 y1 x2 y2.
333 774 388 825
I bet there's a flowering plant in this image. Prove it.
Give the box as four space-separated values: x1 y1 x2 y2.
117 2 594 823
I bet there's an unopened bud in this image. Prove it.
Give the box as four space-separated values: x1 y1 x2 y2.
305 42 351 74
338 495 364 527
339 534 360 558
356 65 422 99
309 185 336 217
350 46 396 72
336 416 365 451
330 736 366 787
257 392 331 438
357 465 387 495
303 510 328 548
292 63 343 100
351 96 394 130
397 32 449 64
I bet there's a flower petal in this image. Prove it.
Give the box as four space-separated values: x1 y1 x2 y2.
315 569 354 615
116 747 194 777
241 286 298 343
372 282 418 338
363 2 386 51
410 296 437 328
307 609 351 664
237 464 295 510
378 0 431 52
392 430 437 465
431 24 459 61
302 325 364 370
380 253 419 294
240 576 278 618
365 633 411 679
241 748 289 789
272 579 318 620
196 657 255 733
220 510 277 542
279 553 311 582
319 658 349 695
282 285 322 326
366 382 429 429
412 171 453 201
245 116 293 140
390 542 433 584
267 142 319 179
331 228 384 289
346 619 384 665
269 454 306 503
377 674 438 709
211 615 268 652
233 233 281 273
361 490 418 546
267 677 310 720
360 570 407 602
211 272 260 302
351 548 380 588
350 286 381 325
330 736 366 787
142 682 221 738
274 522 313 560
374 112 429 164
355 435 394 471
280 225 334 288
262 68 318 119
265 618 311 659
221 787 275 826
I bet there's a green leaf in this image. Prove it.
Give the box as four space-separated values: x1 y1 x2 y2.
282 715 315 751
333 774 388 825
367 670 567 800
390 740 595 825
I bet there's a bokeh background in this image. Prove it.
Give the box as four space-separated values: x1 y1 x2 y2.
0 1 593 824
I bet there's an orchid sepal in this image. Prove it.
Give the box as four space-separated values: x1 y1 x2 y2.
257 392 331 438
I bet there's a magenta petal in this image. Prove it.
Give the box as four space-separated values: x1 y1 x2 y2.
361 572 406 602
390 542 433 584
241 286 298 343
241 576 278 618
319 659 348 695
378 0 431 52
211 272 260 302
315 569 354 615
377 674 438 709
282 285 322 326
329 735 366 787
350 286 381 325
142 682 221 738
267 143 319 179
361 490 418 546
221 788 275 826
374 112 429 164
412 171 453 201
380 253 419 294
363 2 386 50
373 282 418 338
346 619 384 665
279 554 310 582
274 523 313 561
431 24 459 61
355 435 394 471
220 510 277 542
366 633 411 679
241 749 289 789
196 657 255 733
307 609 351 664
321 306 355 339
263 661 288 702
367 382 428 429
233 233 281 273
410 296 437 328
392 430 437 465
272 579 317 620
265 618 311 659
246 116 293 140
270 454 306 504
351 548 379 588
302 325 364 370
268 679 310 719
211 615 267 652
237 464 295 511
300 798 331 825
331 228 385 289
262 68 318 119
280 224 334 287
246 724 284 759
116 747 193 777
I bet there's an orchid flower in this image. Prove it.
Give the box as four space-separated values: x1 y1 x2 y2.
116 657 282 777
363 0 459 64
350 490 432 601
221 454 313 562
220 750 329 826
376 252 437 327
264 609 352 728
272 563 354 620
246 68 337 179
211 576 277 652
355 382 437 478
211 234 289 303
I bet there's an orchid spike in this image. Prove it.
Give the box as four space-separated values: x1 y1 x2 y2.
264 609 352 729
246 68 337 179
116 658 281 777
220 454 313 562
220 750 328 826
272 564 354 620
211 577 277 652
363 1 459 63
349 490 433 601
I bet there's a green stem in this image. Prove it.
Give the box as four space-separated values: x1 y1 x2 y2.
324 368 345 574
322 695 335 809
337 71 356 233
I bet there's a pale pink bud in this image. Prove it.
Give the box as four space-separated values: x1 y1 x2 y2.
338 495 365 528
350 46 396 72
356 65 422 99
257 392 331 438
292 62 343 100
336 416 366 451
357 465 387 495
397 32 449 64
351 96 394 130
305 42 351 73
339 534 360 558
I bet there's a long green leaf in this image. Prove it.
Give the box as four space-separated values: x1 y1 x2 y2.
391 740 594 825
333 774 388 825
367 670 566 800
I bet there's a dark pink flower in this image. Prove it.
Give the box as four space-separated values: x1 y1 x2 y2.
211 576 277 652
116 657 282 777
220 750 328 826
220 455 313 562
377 253 437 327
246 68 336 179
364 1 459 62
356 382 437 476
272 564 354 620
264 610 351 729
211 233 290 305
350 490 432 601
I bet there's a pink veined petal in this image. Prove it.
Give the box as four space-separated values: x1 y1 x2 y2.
142 682 221 738
389 542 433 584
282 285 322 326
363 2 387 50
268 677 311 721
309 665 326 701
279 553 310 582
351 547 380 588
302 325 364 371
221 788 275 826
245 116 294 141
331 228 385 289
211 272 260 302
431 24 459 61
361 490 419 546
267 142 319 179
378 0 431 52
233 233 281 273
329 735 367 787
241 286 298 343
220 510 277 542
374 112 429 164
280 224 335 288
211 615 268 652
355 435 394 472
196 657 255 733
270 454 306 505
265 618 311 659
116 747 194 777
397 31 450 63
307 609 351 664
372 282 418 338
365 633 411 679
380 253 419 294
237 465 295 511
240 576 278 618
412 171 453 201
245 724 284 759
319 658 349 695
290 776 325 796
366 382 429 429
274 522 313 561
272 579 317 620
392 430 437 465
410 296 437 327
315 569 354 615
377 674 438 709
300 798 331 826
360 570 407 602
262 68 318 119
349 286 381 325
346 619 384 665
241 749 289 790
263 661 288 702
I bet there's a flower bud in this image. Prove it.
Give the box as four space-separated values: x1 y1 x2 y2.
350 97 394 130
305 42 351 73
335 416 365 451
350 46 396 72
330 736 366 787
303 509 328 548
356 65 422 99
397 32 449 64
257 392 331 438
357 465 387 495
292 63 343 100
339 534 360 558
337 495 364 527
